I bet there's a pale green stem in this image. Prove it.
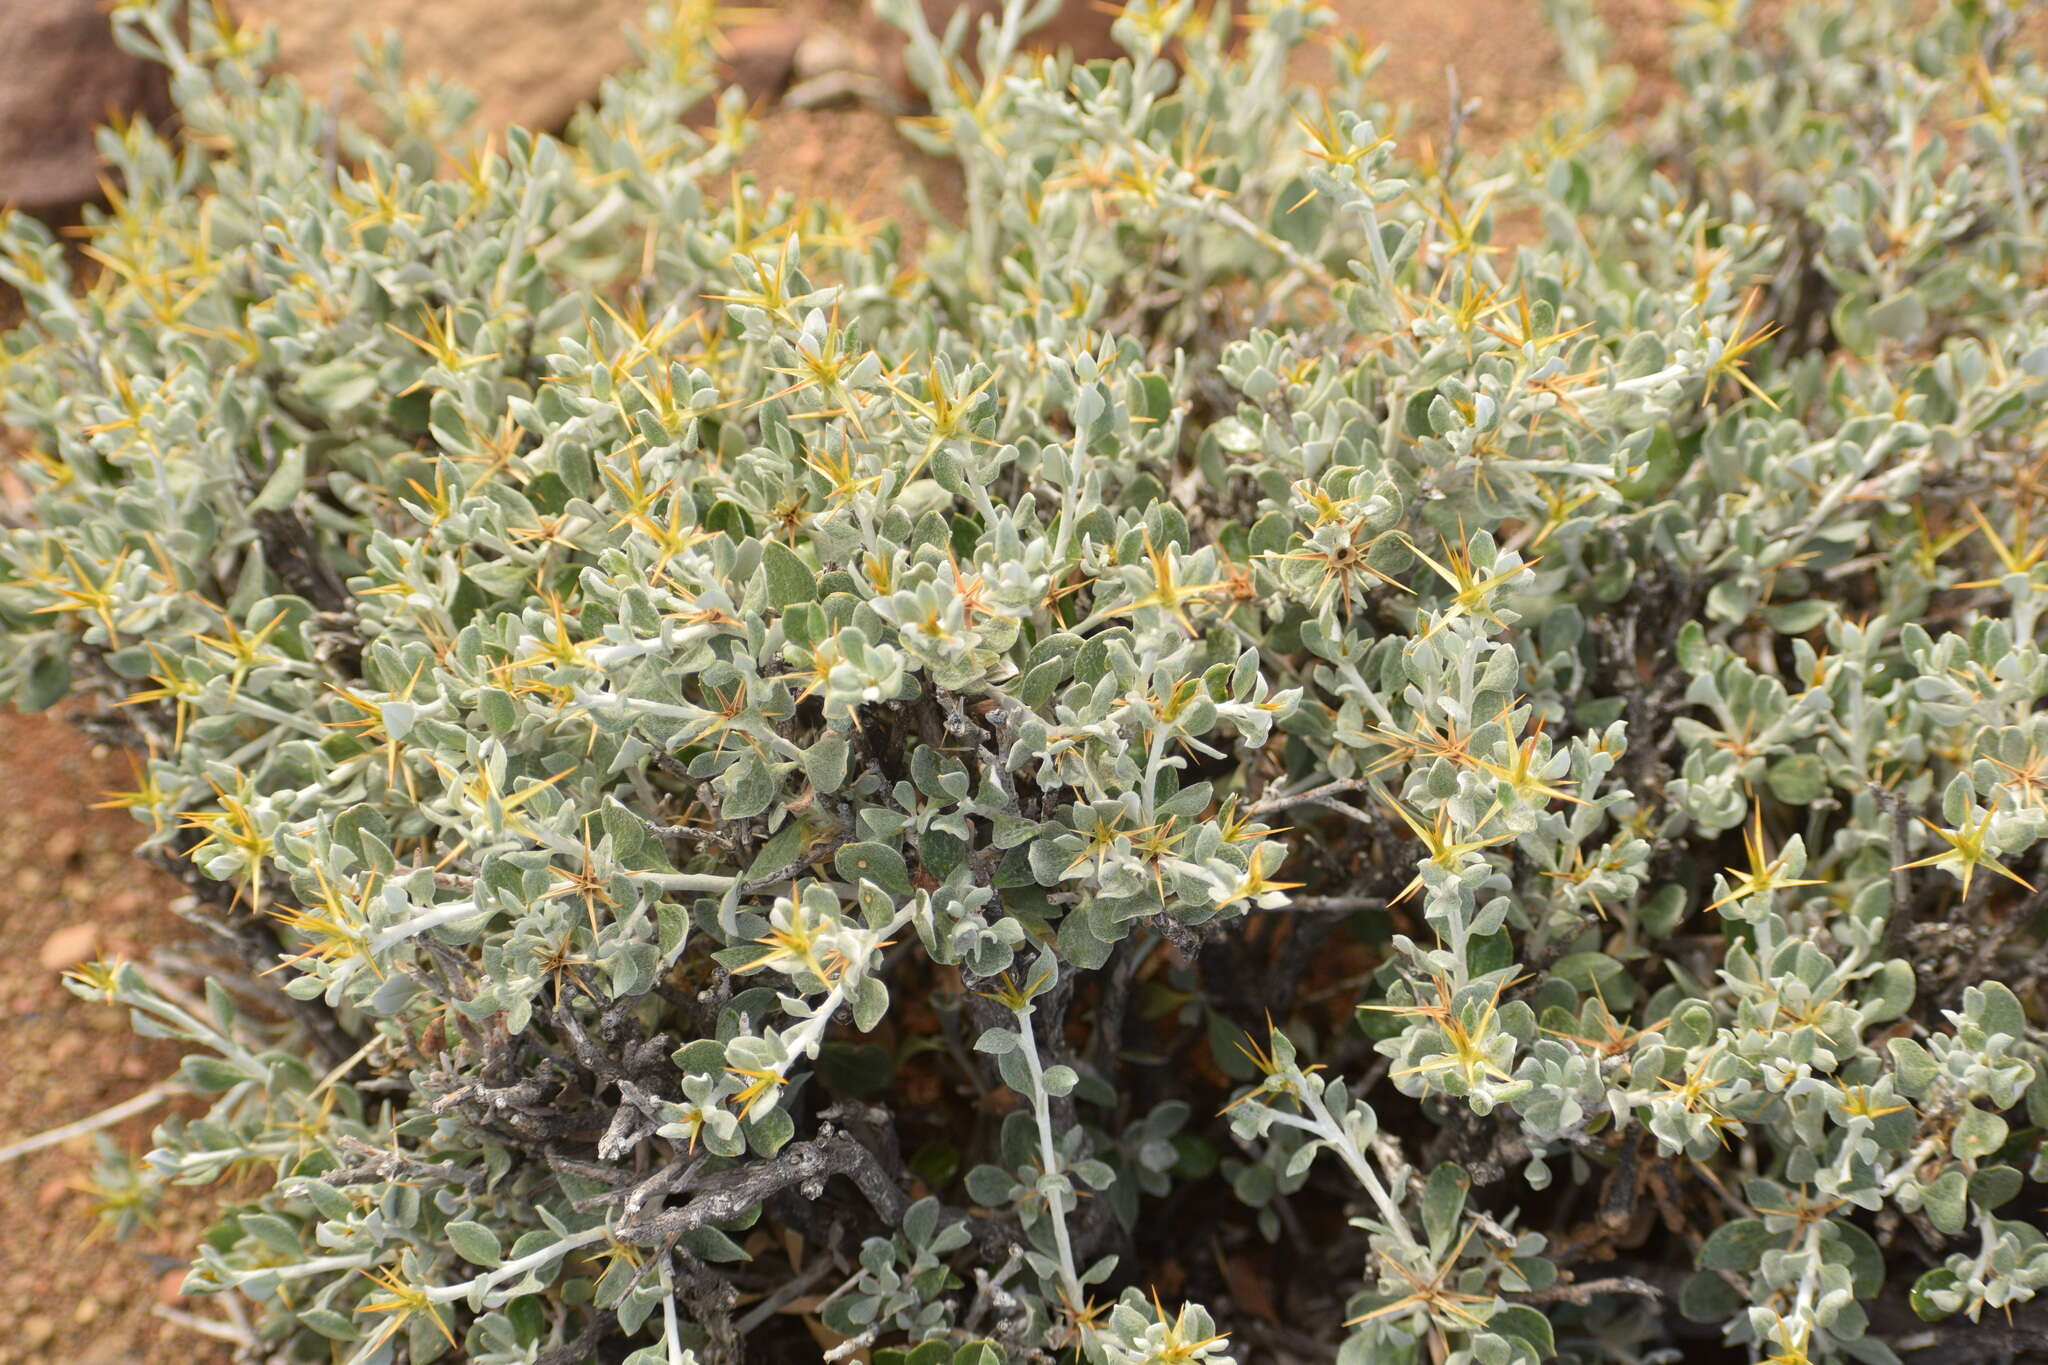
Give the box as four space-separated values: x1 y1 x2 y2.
425 1224 613 1305
1011 1005 1084 1308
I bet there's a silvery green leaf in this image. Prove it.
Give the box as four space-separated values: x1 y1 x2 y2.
447 1220 503 1268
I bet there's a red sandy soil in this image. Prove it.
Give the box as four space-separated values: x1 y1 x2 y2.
0 713 236 1365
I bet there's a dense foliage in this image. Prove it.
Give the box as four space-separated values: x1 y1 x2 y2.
5 0 2048 1361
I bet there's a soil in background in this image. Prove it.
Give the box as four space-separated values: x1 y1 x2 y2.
0 712 235 1365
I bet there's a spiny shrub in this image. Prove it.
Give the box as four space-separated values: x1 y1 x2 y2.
4 0 2048 1361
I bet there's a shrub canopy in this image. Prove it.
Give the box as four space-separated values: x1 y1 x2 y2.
5 1 2048 1362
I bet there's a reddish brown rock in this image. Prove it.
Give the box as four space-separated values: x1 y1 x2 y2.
234 1 804 136
683 20 807 127
920 0 1122 64
233 0 647 134
849 0 1230 107
721 21 806 105
36 923 98 972
0 0 172 210
858 0 1121 98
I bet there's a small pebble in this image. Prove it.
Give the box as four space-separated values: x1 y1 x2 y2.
37 923 98 972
